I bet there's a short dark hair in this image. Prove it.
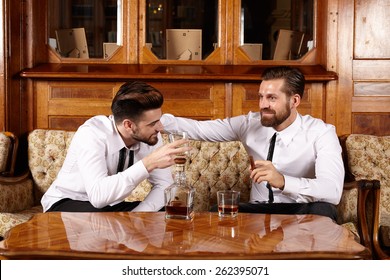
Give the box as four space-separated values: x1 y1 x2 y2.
261 66 305 98
111 81 163 124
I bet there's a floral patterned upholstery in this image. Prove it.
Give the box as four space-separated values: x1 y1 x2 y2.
27 129 75 202
345 134 390 251
337 187 360 238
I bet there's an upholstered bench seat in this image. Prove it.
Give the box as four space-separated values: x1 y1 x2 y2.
0 129 378 257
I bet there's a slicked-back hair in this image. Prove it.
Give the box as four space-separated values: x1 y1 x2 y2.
261 66 305 98
111 81 163 124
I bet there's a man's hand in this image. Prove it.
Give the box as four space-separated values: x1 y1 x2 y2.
250 159 285 189
142 139 191 172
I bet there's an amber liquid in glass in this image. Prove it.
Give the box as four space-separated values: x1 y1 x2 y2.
174 157 187 165
218 204 238 217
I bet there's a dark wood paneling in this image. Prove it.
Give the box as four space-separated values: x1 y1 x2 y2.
352 113 390 136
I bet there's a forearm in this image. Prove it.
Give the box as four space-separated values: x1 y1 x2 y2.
161 114 238 141
282 175 343 204
131 185 165 212
84 161 149 208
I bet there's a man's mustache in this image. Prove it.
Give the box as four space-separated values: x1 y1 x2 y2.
261 109 276 114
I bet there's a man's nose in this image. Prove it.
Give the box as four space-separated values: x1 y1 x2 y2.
260 99 269 109
156 121 164 132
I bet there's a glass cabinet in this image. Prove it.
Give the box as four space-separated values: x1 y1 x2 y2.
48 0 120 59
240 0 314 60
47 0 315 63
145 0 218 60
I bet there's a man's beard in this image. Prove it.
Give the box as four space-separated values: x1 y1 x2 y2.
260 103 291 127
131 128 159 146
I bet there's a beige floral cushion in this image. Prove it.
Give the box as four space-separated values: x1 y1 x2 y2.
0 205 42 237
0 132 11 173
346 134 390 230
185 139 251 211
28 129 75 202
337 187 358 225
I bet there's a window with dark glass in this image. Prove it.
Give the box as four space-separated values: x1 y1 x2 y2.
146 0 218 60
48 0 118 58
241 0 314 60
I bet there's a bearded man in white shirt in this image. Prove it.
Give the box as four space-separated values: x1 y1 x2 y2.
162 66 344 221
42 81 190 212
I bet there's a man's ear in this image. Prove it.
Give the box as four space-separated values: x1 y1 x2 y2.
123 119 134 130
291 94 301 108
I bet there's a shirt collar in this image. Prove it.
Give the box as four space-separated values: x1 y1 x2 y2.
276 114 302 146
108 115 140 154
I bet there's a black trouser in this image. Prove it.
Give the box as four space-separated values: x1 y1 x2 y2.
212 201 338 221
47 198 142 212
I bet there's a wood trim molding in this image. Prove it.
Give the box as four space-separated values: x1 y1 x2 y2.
20 63 338 83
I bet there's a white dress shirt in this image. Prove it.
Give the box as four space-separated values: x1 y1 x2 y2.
162 112 344 205
41 115 173 212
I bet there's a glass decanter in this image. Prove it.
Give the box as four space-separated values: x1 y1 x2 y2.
164 131 195 220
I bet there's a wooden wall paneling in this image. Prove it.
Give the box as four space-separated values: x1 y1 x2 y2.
35 81 49 129
352 96 390 113
304 83 325 119
6 1 25 134
35 81 120 129
333 0 354 135
150 82 225 120
231 83 325 120
354 82 390 96
352 1 390 136
231 83 259 117
352 113 390 136
292 84 324 119
353 60 390 80
0 0 5 131
323 0 338 127
354 0 390 59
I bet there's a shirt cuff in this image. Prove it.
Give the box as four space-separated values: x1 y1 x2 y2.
122 160 149 186
281 175 301 201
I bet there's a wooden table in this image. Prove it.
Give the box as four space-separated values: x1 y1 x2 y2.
0 212 370 260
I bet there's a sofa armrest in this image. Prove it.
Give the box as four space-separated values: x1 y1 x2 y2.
338 178 379 256
0 171 35 213
354 180 380 252
367 180 390 260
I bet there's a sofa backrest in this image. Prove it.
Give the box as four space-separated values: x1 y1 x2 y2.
28 129 75 204
28 129 251 211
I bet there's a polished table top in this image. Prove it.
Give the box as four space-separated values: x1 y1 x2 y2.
0 212 369 259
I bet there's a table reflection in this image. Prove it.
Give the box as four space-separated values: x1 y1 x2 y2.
60 212 365 256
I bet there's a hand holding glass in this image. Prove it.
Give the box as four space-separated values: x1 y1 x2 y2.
168 131 189 166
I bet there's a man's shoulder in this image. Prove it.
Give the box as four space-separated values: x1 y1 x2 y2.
300 114 334 130
76 115 115 138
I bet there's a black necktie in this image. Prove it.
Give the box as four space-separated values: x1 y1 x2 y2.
117 148 134 173
266 133 277 203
